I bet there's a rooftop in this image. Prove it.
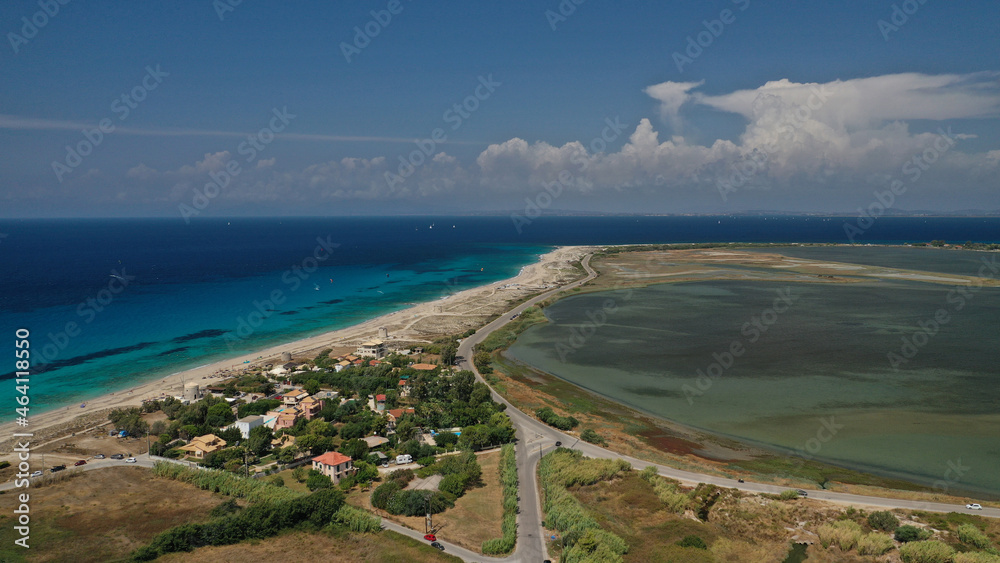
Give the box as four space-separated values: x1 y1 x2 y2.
313 451 353 467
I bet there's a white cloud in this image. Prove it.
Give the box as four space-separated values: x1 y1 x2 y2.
643 80 704 131
107 72 999 211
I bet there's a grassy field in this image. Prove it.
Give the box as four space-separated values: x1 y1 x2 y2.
156 529 462 563
0 467 227 563
346 450 504 554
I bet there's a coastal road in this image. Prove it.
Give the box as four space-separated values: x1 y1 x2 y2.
455 253 1000 562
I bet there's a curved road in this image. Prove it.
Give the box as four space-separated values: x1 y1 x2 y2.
455 253 999 563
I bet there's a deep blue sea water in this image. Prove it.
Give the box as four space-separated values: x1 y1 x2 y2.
1 215 997 420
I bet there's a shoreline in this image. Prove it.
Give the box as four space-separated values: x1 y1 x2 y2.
0 245 592 448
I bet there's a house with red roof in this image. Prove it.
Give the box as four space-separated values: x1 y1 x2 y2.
312 451 356 484
386 407 415 430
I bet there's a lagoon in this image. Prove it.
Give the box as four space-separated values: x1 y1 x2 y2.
506 255 1000 495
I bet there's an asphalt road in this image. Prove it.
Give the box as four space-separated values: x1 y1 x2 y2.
454 252 999 562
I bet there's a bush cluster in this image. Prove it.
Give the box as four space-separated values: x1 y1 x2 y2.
580 428 607 446
817 520 862 551
867 510 900 531
535 407 579 431
539 450 629 563
152 462 302 504
132 489 344 561
898 540 954 563
638 466 689 513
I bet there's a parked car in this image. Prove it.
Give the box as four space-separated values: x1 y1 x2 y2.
967 503 983 510
423 534 436 542
554 441 562 447
125 457 137 463
430 541 444 551
50 465 66 472
29 470 43 478
110 454 124 460
74 460 87 466
93 454 106 459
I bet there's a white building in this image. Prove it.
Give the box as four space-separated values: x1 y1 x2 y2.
232 415 264 439
356 339 387 359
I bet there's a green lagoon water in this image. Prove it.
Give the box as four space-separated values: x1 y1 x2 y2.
506 249 1000 495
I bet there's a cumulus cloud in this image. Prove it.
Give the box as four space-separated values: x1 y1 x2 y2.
108 72 998 212
643 80 704 131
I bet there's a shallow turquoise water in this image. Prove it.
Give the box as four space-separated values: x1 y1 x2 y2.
507 275 1000 495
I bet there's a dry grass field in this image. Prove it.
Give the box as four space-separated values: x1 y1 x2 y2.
346 449 504 554
0 467 227 563
156 529 462 563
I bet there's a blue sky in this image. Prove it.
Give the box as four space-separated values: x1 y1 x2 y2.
1 0 998 217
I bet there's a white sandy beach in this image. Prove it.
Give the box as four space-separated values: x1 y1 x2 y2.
0 246 592 447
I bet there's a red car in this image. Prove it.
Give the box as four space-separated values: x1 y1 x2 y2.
74 460 87 466
423 534 436 542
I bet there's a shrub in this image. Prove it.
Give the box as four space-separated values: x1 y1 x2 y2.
332 504 381 533
439 473 468 497
957 523 994 550
817 520 862 551
895 525 933 543
676 535 707 549
535 406 579 431
209 499 241 518
857 532 894 556
152 462 302 504
638 468 688 513
898 540 955 563
580 428 607 446
481 443 518 555
388 469 414 486
416 456 436 467
306 472 332 491
868 510 900 531
778 489 800 500
268 475 285 487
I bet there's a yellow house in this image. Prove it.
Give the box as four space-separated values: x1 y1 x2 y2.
178 434 227 458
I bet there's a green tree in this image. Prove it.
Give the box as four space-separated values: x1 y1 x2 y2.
435 431 459 448
339 439 369 461
246 425 274 457
306 470 333 491
304 379 321 395
206 403 236 427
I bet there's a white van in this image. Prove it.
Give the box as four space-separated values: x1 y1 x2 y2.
396 454 412 465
